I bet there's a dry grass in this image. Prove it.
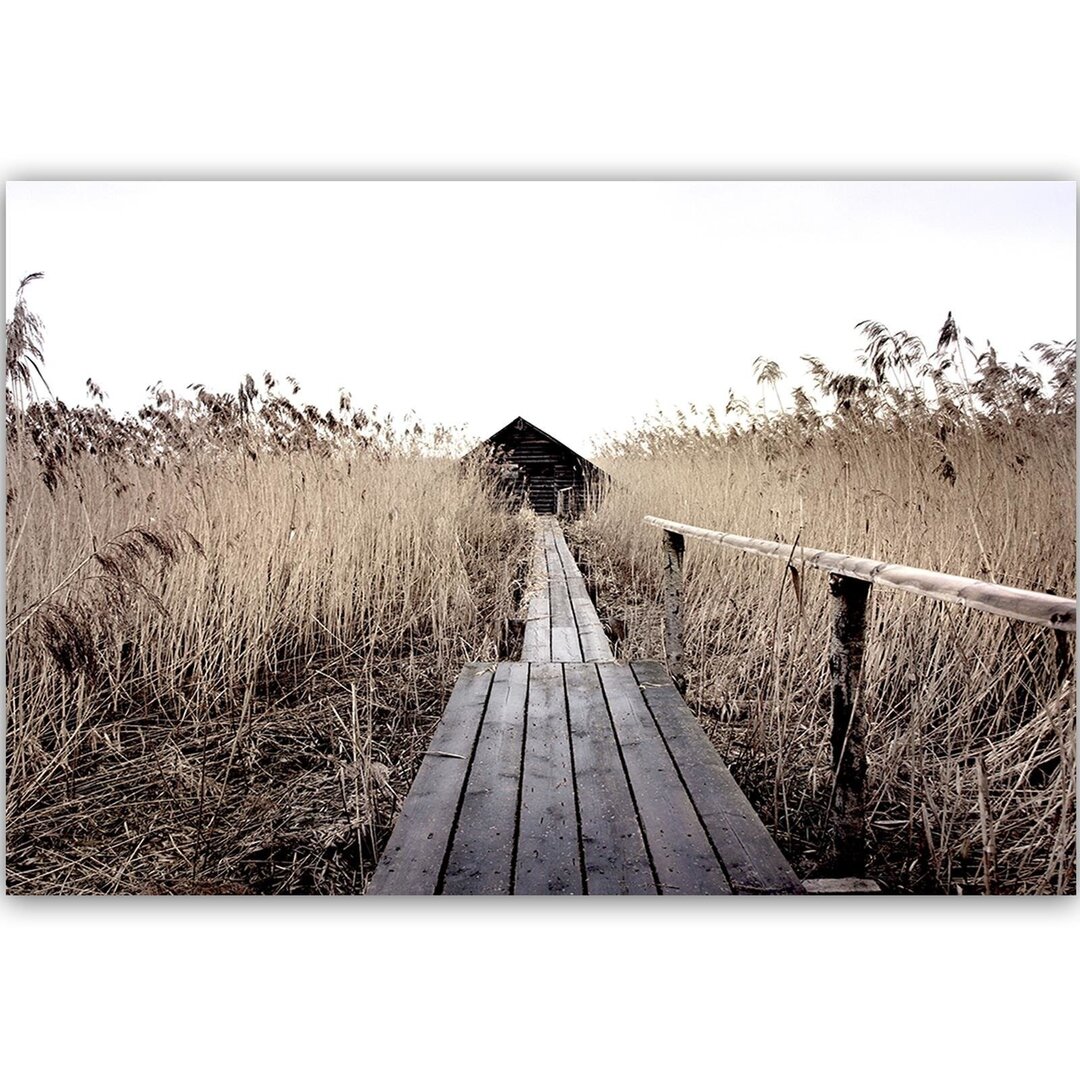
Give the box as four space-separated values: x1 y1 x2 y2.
6 402 531 894
571 332 1075 894
6 288 1074 896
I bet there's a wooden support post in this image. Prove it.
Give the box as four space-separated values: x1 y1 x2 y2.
828 572 871 876
662 529 687 694
1054 628 1072 685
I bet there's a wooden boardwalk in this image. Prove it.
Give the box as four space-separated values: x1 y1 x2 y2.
368 521 802 895
522 519 613 663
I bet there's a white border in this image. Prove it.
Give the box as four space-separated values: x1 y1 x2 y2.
3 2 1077 1074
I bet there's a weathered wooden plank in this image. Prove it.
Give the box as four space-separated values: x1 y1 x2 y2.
367 663 495 895
631 661 804 894
546 536 583 662
441 662 529 894
549 634 582 662
522 609 551 662
515 663 583 894
565 663 656 894
549 524 614 662
576 626 613 663
802 877 881 893
523 617 551 661
542 524 561 569
522 521 609 662
522 538 552 662
550 624 583 662
597 663 730 894
549 526 580 577
565 574 614 662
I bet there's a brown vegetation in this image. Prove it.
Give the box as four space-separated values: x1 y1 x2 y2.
571 317 1075 893
6 276 531 894
6 275 1074 896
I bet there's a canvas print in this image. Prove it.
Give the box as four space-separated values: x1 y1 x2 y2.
4 180 1075 895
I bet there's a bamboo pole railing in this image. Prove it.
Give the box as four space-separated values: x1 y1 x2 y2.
645 517 1077 631
644 515 1076 876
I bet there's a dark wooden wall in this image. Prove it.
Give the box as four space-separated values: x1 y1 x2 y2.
483 424 601 516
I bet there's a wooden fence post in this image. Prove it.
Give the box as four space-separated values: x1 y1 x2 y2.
662 529 687 693
1054 628 1072 684
828 572 871 876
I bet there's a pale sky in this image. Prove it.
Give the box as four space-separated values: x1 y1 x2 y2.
5 180 1075 454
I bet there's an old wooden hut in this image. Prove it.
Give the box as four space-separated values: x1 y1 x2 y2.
466 416 607 516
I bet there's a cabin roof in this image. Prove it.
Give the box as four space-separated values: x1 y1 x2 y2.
466 416 605 474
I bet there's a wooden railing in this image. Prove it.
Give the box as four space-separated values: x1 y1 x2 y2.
644 515 1077 876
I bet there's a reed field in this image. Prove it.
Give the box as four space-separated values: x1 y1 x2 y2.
571 321 1076 894
5 277 1076 895
5 279 531 894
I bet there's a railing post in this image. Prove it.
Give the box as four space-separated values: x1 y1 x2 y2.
661 529 686 694
828 572 871 876
1054 628 1072 684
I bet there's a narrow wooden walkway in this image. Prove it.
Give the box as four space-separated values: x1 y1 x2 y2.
368 521 803 895
522 519 613 662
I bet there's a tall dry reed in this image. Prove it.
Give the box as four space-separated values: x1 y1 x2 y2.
572 325 1075 893
7 446 531 893
6 282 531 892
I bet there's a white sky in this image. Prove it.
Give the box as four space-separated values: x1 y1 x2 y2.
5 180 1075 454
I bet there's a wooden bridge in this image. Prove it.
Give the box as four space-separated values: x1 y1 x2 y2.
368 520 803 895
